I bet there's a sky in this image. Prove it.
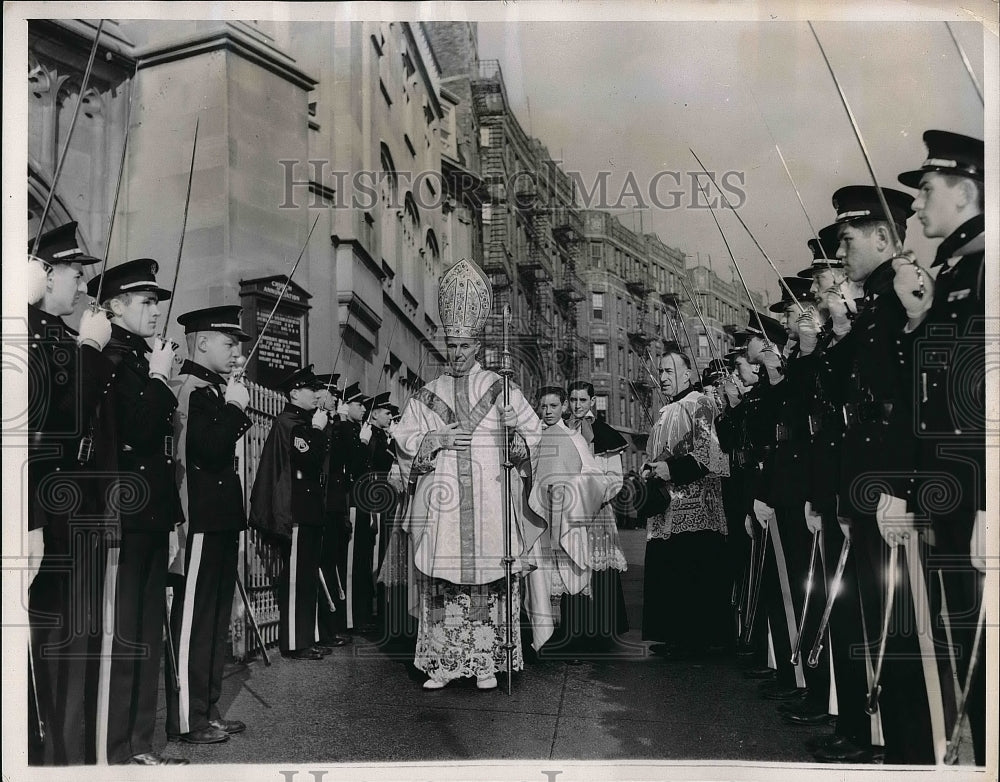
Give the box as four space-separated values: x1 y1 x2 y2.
478 18 988 305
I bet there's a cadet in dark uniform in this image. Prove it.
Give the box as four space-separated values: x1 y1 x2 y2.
815 185 918 764
339 382 375 632
714 346 756 654
740 313 808 701
794 229 875 754
165 306 252 745
88 259 187 765
894 131 986 765
356 392 400 636
27 223 114 765
759 278 832 718
249 365 330 660
314 374 352 649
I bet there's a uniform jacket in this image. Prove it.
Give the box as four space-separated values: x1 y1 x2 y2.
27 304 116 533
820 260 914 516
102 324 183 533
249 403 329 541
908 215 985 520
762 352 814 507
324 418 366 514
171 360 252 534
804 329 845 514
353 425 399 516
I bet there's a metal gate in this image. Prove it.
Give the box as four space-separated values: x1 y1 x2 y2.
231 380 285 661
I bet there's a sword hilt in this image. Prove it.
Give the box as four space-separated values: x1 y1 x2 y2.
864 684 881 715
806 641 823 669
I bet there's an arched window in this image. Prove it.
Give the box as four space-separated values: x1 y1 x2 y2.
379 142 398 271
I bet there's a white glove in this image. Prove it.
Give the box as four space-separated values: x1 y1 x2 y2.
796 309 820 356
336 400 349 419
891 253 934 324
837 516 852 540
24 527 45 606
28 258 49 305
311 408 328 430
753 499 774 528
804 500 823 534
824 289 852 337
744 514 754 537
225 377 250 410
77 306 112 350
359 422 373 444
970 509 987 574
875 492 914 548
148 337 177 380
496 402 518 428
167 526 186 577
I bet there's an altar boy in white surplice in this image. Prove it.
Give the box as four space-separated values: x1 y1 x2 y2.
522 386 607 652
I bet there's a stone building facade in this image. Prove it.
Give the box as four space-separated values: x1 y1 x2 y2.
26 17 763 457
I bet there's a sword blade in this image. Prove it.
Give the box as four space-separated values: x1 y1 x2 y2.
690 149 805 314
31 19 106 256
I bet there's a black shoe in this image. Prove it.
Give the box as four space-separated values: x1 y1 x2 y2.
318 635 350 647
660 646 704 662
171 726 230 744
782 710 837 727
282 648 324 660
778 698 826 716
209 718 246 735
812 740 878 763
743 666 776 680
804 734 858 753
762 686 809 701
128 752 190 765
312 645 334 656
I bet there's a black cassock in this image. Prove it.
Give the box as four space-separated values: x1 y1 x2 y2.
249 403 327 653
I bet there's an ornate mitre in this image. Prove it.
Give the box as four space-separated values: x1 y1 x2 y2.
438 258 492 339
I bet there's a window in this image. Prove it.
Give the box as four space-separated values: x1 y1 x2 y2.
480 127 491 147
617 345 625 372
591 242 602 259
619 396 627 423
595 395 608 414
592 292 604 320
593 343 607 371
699 334 708 358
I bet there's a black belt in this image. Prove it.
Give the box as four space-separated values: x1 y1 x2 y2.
843 401 894 428
775 423 809 443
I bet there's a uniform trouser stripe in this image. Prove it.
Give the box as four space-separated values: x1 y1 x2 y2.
176 533 204 734
289 526 299 646
95 547 119 765
903 535 947 763
371 512 381 579
346 508 356 629
769 518 807 688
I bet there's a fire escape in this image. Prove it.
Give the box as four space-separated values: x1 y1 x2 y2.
550 205 588 380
